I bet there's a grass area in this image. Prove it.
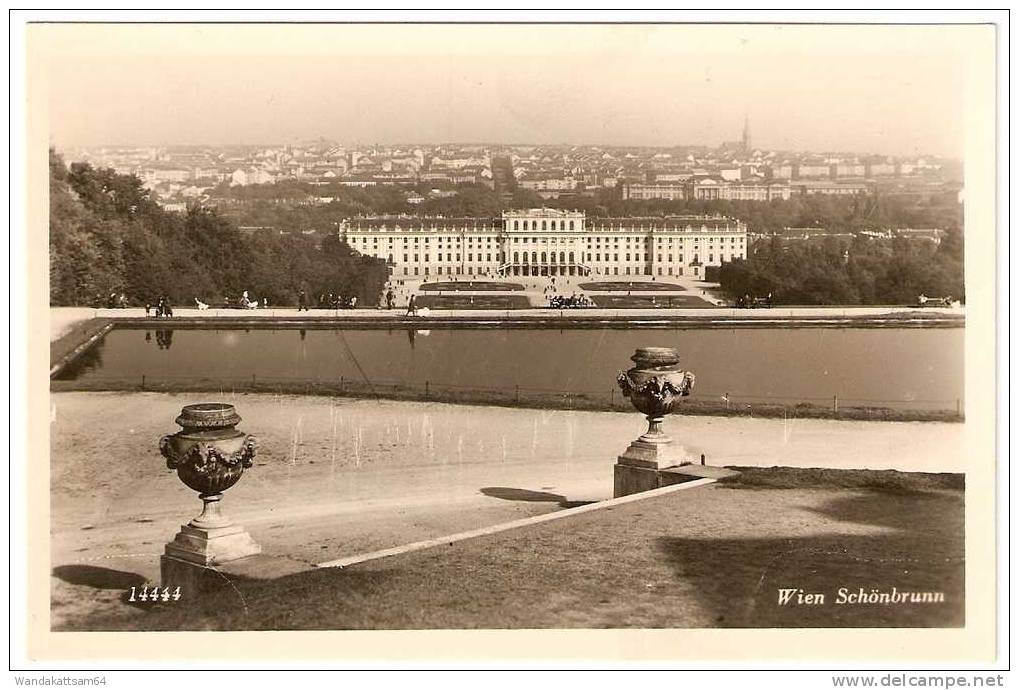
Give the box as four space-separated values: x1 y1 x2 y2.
58 466 964 631
589 295 715 309
49 378 963 423
579 281 687 292
414 295 532 309
419 281 524 292
718 466 965 493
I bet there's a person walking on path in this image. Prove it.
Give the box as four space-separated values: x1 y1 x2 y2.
298 290 308 312
405 293 418 317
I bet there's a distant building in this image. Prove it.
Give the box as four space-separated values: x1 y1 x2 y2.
625 179 790 202
769 165 794 180
230 168 275 186
795 164 832 179
834 164 866 178
654 172 693 183
341 208 747 280
623 184 686 201
866 163 896 177
895 228 943 244
688 178 791 201
792 181 868 196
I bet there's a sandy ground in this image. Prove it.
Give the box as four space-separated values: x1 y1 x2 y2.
50 391 963 586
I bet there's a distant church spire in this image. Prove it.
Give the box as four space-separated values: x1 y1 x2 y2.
742 114 752 152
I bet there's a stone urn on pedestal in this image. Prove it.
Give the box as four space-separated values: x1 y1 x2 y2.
159 403 261 581
614 347 697 497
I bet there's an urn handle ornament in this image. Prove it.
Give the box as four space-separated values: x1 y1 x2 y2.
159 436 258 474
616 370 696 405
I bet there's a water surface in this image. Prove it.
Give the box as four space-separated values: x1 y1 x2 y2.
58 327 964 410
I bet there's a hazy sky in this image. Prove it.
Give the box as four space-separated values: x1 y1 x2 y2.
35 23 980 157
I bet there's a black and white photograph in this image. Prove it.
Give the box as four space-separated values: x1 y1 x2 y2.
10 12 1006 676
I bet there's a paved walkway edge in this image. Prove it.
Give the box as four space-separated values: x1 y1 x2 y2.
315 477 717 569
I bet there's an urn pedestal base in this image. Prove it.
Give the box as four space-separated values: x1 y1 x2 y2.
614 439 701 498
164 522 261 566
161 522 262 599
617 438 697 470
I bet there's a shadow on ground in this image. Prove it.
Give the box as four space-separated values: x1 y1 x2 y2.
480 486 595 509
655 490 964 627
52 565 146 590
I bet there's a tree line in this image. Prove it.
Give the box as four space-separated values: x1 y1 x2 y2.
715 232 964 305
49 151 388 307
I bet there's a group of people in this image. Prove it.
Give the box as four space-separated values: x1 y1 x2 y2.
547 293 595 309
237 291 264 309
95 292 129 309
145 296 174 317
734 292 773 309
311 292 359 309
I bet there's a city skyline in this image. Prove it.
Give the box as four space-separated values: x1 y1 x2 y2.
39 23 973 158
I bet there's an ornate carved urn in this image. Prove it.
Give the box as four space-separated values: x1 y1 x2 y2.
617 347 696 448
159 403 261 566
614 347 697 496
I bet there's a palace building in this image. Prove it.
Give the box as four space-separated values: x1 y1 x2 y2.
340 208 748 280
